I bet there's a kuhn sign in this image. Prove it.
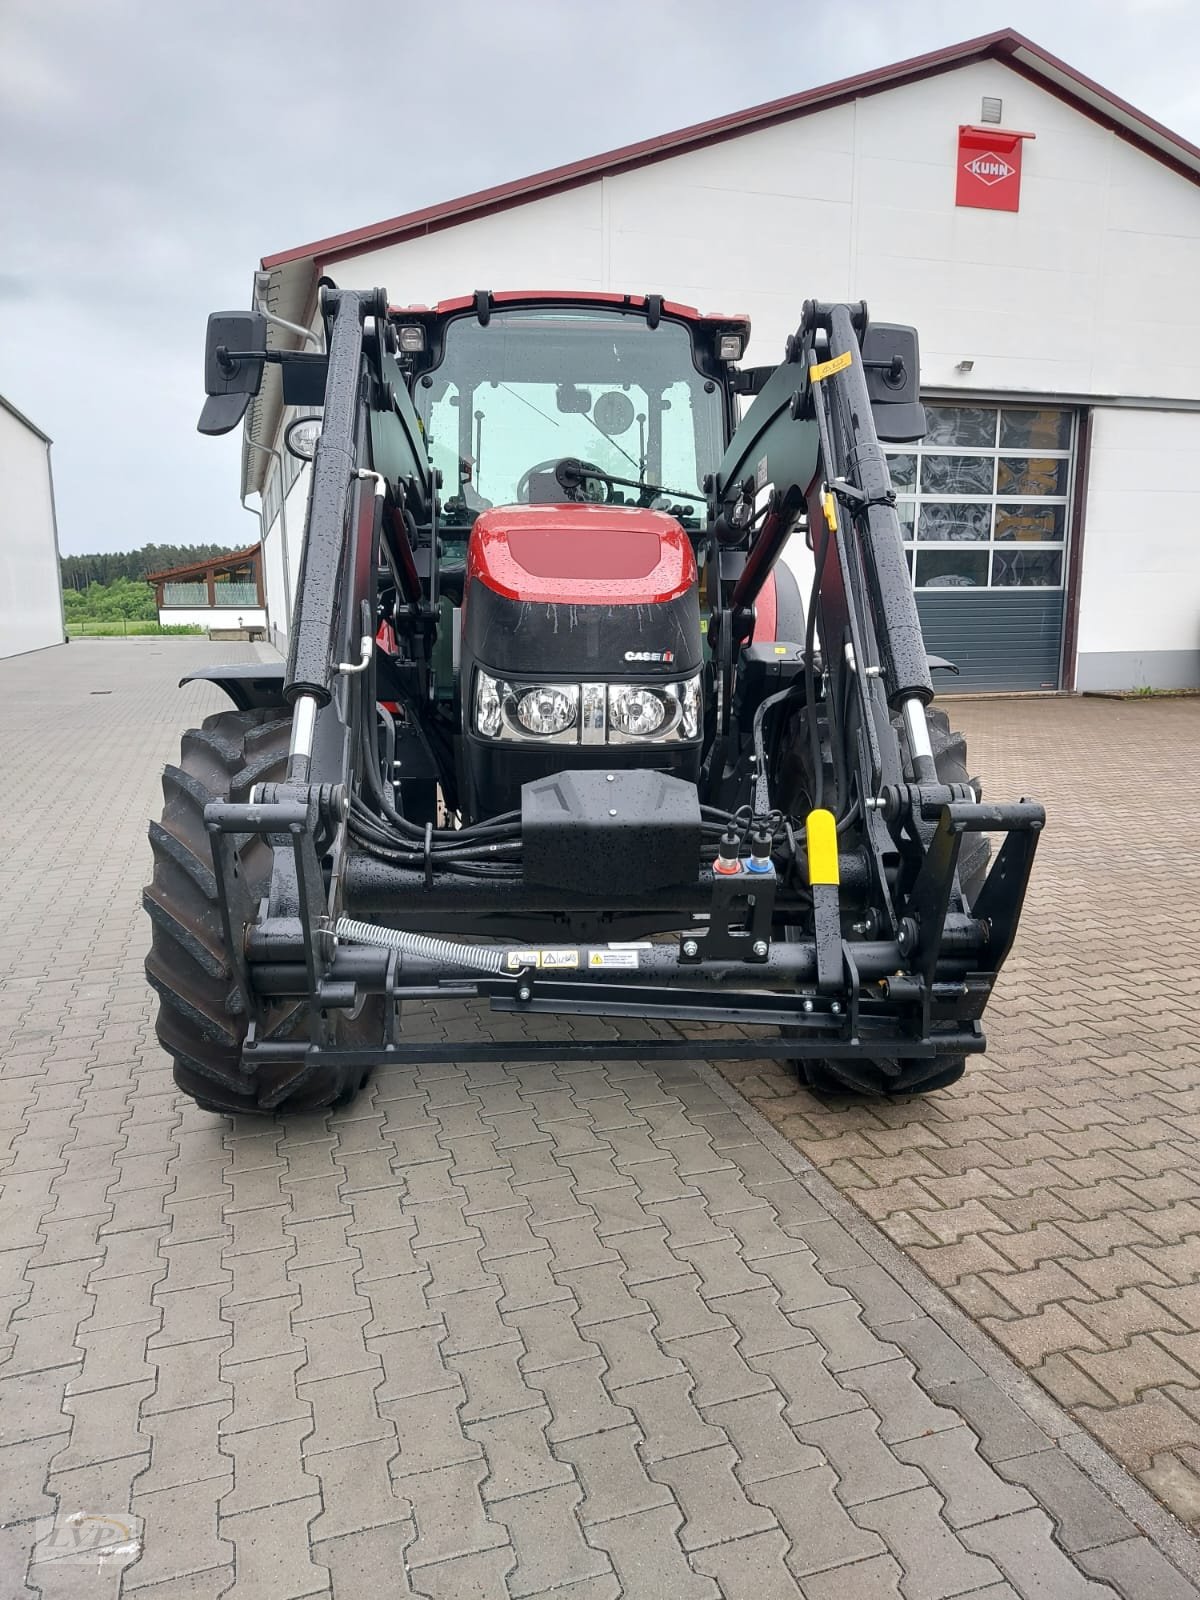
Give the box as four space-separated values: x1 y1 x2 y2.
956 126 1029 212
964 152 1015 185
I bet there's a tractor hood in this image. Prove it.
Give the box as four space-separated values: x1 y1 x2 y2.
462 504 702 678
466 504 696 607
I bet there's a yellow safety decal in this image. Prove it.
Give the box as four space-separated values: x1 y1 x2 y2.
809 349 853 383
806 808 840 886
774 645 788 656
821 491 839 533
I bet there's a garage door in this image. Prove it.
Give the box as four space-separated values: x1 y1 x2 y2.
885 402 1075 692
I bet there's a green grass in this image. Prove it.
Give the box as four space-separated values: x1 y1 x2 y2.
65 619 205 637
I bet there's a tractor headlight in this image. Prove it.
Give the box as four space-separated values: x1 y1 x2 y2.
475 671 502 739
608 685 666 737
472 670 701 745
515 685 578 737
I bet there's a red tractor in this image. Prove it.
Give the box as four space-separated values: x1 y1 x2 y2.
144 288 1042 1113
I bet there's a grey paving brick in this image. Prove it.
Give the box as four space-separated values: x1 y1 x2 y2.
301 1367 393 1452
219 1495 327 1599
852 1486 1002 1599
797 1553 906 1599
396 1459 508 1569
798 1408 927 1507
749 1340 865 1425
586 1505 719 1600
380 1384 481 1474
451 1340 545 1423
637 1271 730 1343
126 1480 232 1591
963 1508 1120 1599
701 1390 822 1484
0 1437 60 1523
218 1417 314 1514
495 1483 613 1596
372 1324 458 1400
662 1326 774 1408
307 1438 412 1540
144 1337 230 1415
925 1376 1057 1465
691 1529 808 1600
539 1355 634 1443
410 1546 514 1599
135 1401 231 1496
615 1373 727 1462
1076 1536 1200 1600
558 1261 649 1326
3 1311 85 1376
843 1356 969 1445
893 1424 1036 1528
995 1448 1139 1552
648 1442 777 1549
310 1521 417 1595
467 1405 574 1502
222 1293 306 1364
555 1424 673 1524
749 1465 883 1577
219 1352 308 1434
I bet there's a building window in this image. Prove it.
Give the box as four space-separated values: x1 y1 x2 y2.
886 404 1073 590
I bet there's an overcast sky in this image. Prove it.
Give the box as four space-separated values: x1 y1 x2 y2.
3 0 1197 557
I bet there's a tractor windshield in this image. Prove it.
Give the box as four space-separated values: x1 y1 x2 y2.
416 306 723 527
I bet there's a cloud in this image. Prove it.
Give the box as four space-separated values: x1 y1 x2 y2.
2 0 1197 555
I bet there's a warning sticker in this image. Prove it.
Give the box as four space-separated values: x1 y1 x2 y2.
588 949 640 969
809 349 853 383
755 454 769 490
506 948 580 970
540 949 579 970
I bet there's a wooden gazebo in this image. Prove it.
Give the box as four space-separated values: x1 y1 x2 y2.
146 544 265 613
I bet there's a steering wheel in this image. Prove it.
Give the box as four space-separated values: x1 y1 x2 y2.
516 458 614 505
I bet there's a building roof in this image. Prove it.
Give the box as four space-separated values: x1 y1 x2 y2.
262 29 1200 273
146 544 260 584
0 393 51 445
244 28 1200 496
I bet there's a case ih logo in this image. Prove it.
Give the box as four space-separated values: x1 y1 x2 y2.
963 151 1015 186
624 649 673 663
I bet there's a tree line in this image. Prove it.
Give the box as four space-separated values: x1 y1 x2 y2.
60 543 240 592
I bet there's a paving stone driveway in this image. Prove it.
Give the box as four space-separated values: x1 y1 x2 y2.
1 640 1197 1599
718 693 1200 1532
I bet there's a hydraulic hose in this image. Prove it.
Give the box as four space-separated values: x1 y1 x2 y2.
335 918 508 974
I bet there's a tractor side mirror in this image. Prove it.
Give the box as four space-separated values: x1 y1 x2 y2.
198 311 267 436
862 323 926 443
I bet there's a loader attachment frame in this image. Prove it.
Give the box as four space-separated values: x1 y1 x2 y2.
193 286 1043 1084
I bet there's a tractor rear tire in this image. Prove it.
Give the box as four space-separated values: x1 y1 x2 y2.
144 707 378 1117
785 702 985 1099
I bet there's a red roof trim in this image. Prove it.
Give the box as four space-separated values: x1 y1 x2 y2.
263 29 1200 273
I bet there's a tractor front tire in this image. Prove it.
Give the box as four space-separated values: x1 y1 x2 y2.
144 707 377 1116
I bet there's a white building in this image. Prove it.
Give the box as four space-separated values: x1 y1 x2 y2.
0 394 64 660
244 28 1200 693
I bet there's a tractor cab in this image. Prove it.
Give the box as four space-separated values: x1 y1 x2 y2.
391 295 749 820
398 293 750 533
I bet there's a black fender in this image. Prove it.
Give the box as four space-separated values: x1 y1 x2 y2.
180 664 288 712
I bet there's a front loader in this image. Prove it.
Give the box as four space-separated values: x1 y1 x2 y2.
144 287 1043 1114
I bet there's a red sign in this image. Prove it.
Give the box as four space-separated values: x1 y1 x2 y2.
956 125 1033 213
